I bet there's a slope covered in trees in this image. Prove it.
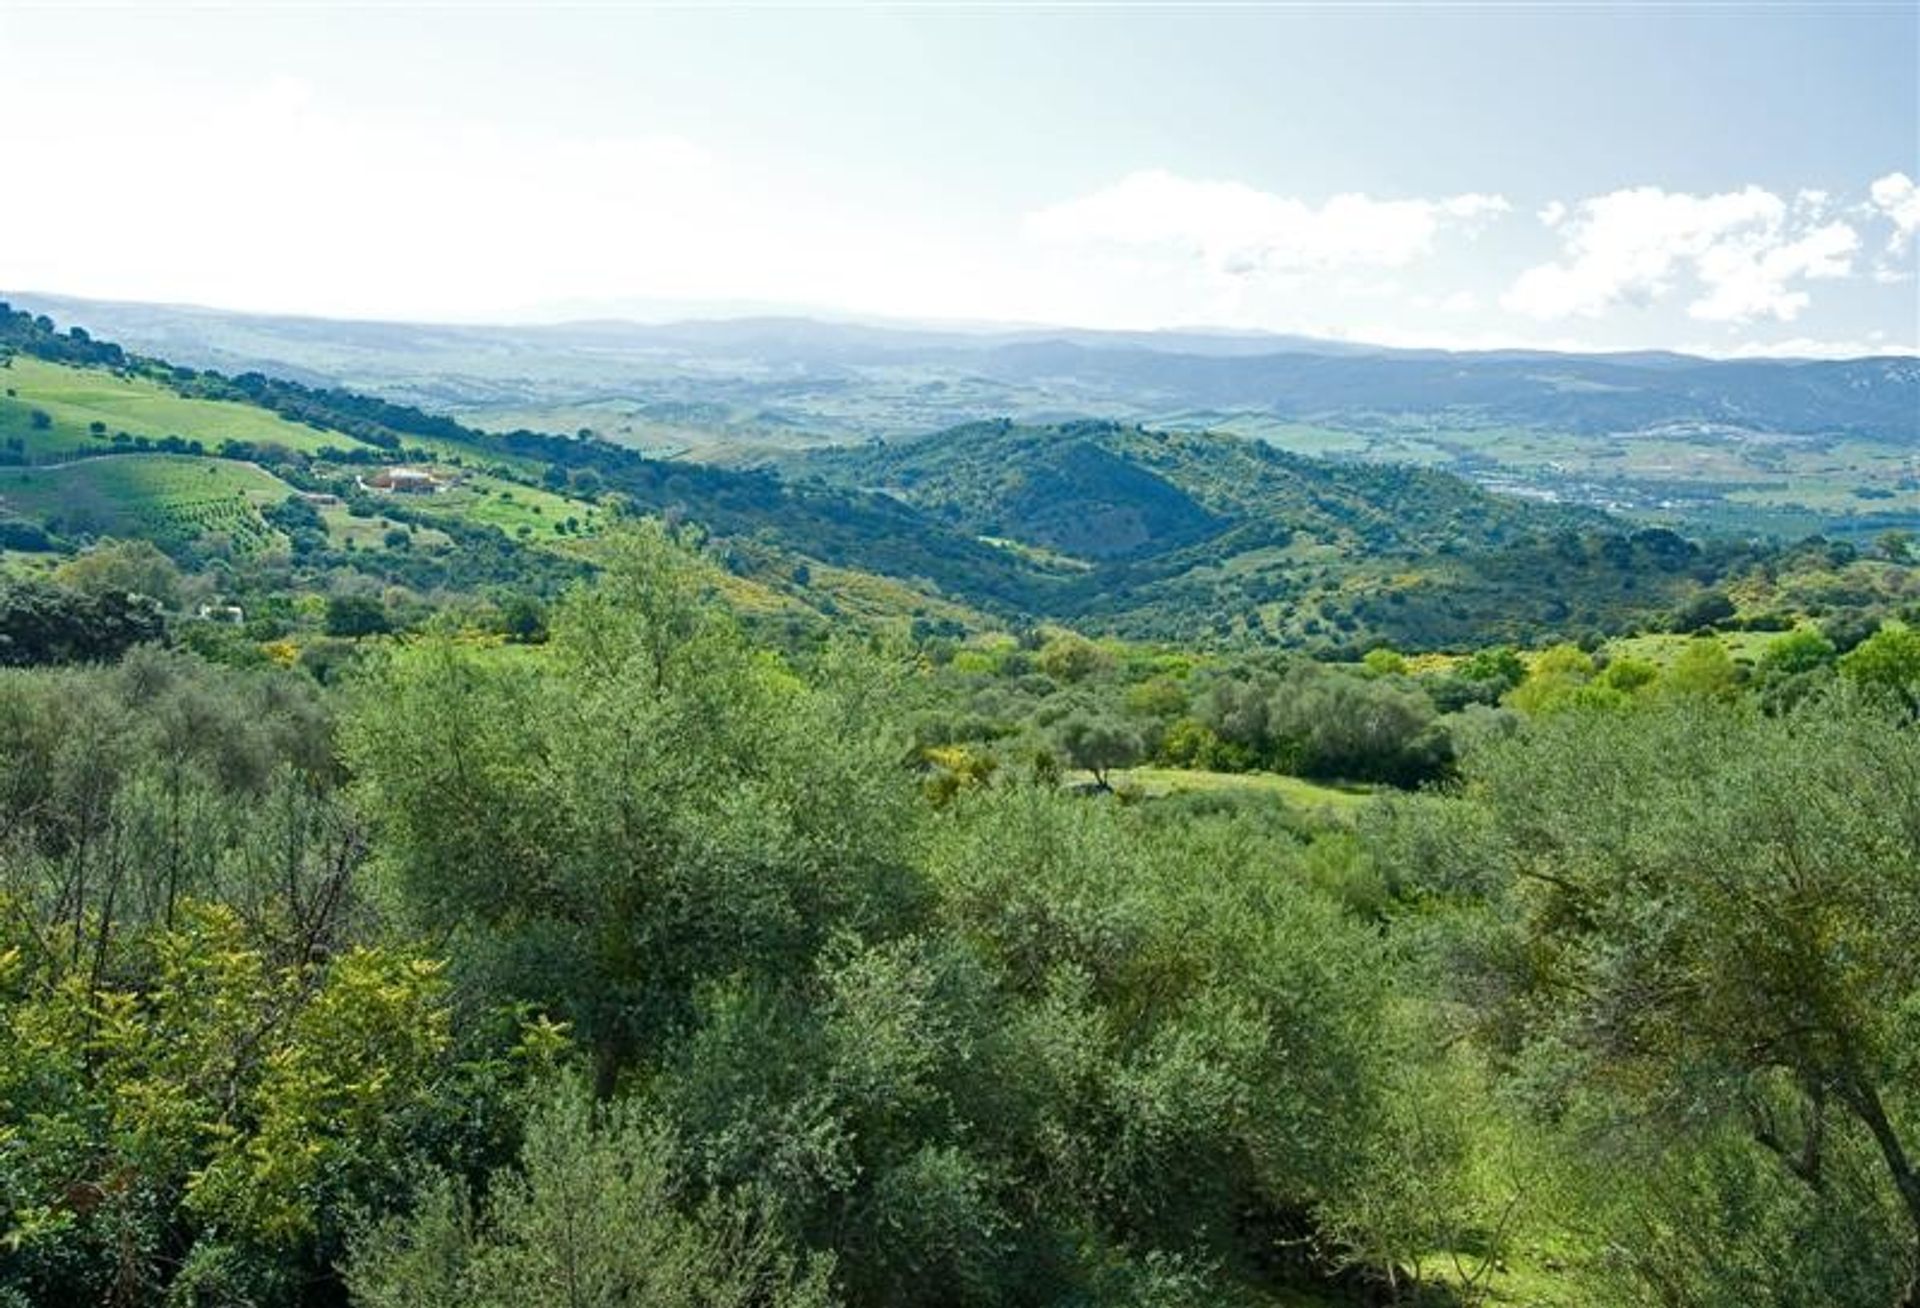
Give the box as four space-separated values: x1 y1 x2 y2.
800 418 1603 559
4 526 1918 1307
10 303 1908 656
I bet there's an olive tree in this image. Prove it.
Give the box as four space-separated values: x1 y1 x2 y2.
1454 695 1920 1304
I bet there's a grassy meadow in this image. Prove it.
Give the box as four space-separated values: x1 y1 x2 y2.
1 356 360 458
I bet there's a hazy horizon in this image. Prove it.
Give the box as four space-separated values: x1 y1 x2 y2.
10 282 1920 365
3 3 1916 359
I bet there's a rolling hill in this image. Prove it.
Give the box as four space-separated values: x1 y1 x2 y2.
800 419 1605 560
1 303 1772 652
798 419 1730 646
15 291 1919 541
2 456 293 557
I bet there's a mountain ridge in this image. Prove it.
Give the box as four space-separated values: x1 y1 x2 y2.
11 291 1914 449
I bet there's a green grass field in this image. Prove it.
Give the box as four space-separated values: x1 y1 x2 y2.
1604 629 1793 667
0 357 369 458
1073 766 1379 816
0 454 292 555
405 471 604 542
320 505 454 553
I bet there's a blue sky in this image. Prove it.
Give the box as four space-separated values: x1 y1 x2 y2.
2 3 1915 356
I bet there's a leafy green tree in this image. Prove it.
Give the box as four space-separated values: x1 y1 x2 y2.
923 787 1406 1293
1504 643 1594 715
1671 588 1736 633
1758 627 1837 678
1122 674 1188 720
1361 647 1408 678
1449 698 1920 1303
1754 627 1840 713
53 537 184 608
1052 709 1144 790
347 1081 835 1308
326 592 392 637
0 575 166 666
1841 624 1920 704
1423 645 1527 712
1596 654 1659 694
1580 1122 1910 1308
1823 609 1885 655
1267 667 1450 786
1663 636 1739 699
497 592 549 644
1157 715 1249 772
1460 647 1526 693
1194 672 1276 760
0 904 480 1306
344 525 920 1091
1036 633 1109 684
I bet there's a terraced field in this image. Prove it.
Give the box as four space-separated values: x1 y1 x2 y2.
0 455 292 555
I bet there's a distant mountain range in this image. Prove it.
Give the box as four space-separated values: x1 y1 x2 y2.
9 292 1915 448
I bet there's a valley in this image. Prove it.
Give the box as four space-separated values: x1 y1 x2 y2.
15 291 1919 542
4 300 1920 1308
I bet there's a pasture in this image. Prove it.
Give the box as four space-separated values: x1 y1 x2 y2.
0 356 366 458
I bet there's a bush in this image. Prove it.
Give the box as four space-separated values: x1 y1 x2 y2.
325 593 391 638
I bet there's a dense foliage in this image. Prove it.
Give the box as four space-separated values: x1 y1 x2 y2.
2 526 1915 1306
6 303 1920 1305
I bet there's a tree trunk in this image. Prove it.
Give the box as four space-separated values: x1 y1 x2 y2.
1839 1075 1920 1307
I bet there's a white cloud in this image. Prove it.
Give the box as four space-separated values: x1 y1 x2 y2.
1869 172 1920 251
1503 185 1859 324
1688 219 1857 322
1025 170 1509 278
2 76 1909 359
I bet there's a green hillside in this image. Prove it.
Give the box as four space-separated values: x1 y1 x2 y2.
805 418 1603 559
0 307 1022 635
4 305 1885 655
0 355 371 460
798 420 1732 647
0 455 293 556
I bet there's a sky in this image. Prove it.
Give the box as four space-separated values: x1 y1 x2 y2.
2 2 1917 357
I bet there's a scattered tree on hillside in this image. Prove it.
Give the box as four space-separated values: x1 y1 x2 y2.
1052 709 1145 789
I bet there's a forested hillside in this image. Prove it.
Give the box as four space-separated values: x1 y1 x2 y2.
11 305 1888 656
5 524 1920 1308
